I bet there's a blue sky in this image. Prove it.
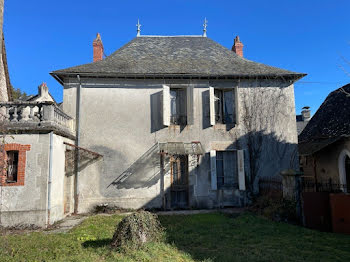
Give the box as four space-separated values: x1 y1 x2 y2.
3 0 350 115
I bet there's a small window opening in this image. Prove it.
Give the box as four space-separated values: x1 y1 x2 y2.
6 150 19 183
170 88 187 125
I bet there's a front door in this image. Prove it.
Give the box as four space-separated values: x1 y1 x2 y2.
170 155 189 208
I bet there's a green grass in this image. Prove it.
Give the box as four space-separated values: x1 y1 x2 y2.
0 213 349 262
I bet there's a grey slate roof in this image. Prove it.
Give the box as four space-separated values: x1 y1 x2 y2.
51 36 305 80
299 84 350 155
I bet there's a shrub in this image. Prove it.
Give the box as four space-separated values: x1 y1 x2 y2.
111 211 164 251
250 195 298 224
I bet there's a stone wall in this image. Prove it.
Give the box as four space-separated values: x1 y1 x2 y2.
0 133 74 227
62 77 298 212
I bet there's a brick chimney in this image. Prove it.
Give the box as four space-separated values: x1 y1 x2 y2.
38 82 49 97
232 35 244 57
93 33 104 62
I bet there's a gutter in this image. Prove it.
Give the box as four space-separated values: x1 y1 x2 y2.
47 131 54 226
74 75 82 214
50 72 307 86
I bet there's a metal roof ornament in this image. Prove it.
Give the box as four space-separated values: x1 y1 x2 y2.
136 19 141 37
203 18 208 37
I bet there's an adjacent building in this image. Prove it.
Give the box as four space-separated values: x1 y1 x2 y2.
299 84 350 192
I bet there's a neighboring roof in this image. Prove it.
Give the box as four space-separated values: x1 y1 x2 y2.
299 84 350 143
26 92 57 104
296 120 309 136
298 84 350 155
51 36 306 82
298 136 347 156
296 115 303 122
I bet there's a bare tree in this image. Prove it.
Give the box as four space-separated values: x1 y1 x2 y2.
240 79 298 193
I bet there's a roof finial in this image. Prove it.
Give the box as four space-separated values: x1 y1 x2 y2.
136 19 141 37
203 18 208 37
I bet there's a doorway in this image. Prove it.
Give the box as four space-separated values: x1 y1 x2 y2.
338 149 350 193
345 155 350 192
170 155 189 208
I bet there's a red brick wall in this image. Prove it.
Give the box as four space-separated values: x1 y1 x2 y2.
93 40 103 62
0 143 31 186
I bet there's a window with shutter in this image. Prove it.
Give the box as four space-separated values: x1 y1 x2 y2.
216 151 237 189
210 87 236 125
169 88 187 125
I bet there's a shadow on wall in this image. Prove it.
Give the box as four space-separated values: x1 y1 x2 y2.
108 143 163 190
95 130 298 210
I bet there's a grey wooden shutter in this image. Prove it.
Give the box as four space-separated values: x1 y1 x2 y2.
163 85 170 126
237 150 246 190
235 86 239 125
209 86 215 126
187 85 194 125
210 150 217 190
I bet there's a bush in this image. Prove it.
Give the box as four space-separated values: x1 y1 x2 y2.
250 195 298 224
111 211 164 250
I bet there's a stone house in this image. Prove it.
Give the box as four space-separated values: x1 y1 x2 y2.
0 29 305 227
299 84 350 192
48 32 305 213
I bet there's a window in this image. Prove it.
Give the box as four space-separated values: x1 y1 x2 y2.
210 149 245 191
6 151 18 183
0 143 30 186
216 151 237 188
210 87 236 126
214 89 235 124
163 85 194 127
170 88 187 125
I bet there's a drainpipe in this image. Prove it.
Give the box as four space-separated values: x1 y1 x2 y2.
74 75 82 214
47 131 54 226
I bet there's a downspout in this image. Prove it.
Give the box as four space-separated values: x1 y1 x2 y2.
47 131 54 226
74 75 82 214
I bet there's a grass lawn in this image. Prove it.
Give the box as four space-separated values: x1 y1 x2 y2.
0 212 350 261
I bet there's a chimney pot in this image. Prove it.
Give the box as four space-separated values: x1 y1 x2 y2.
232 35 244 57
301 107 311 121
93 33 104 62
38 82 49 97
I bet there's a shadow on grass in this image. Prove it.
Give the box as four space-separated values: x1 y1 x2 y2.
159 212 239 262
82 238 112 248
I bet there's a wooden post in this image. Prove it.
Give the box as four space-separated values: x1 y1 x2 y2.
160 152 165 210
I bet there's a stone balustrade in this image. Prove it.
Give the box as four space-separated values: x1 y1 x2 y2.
0 101 75 138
